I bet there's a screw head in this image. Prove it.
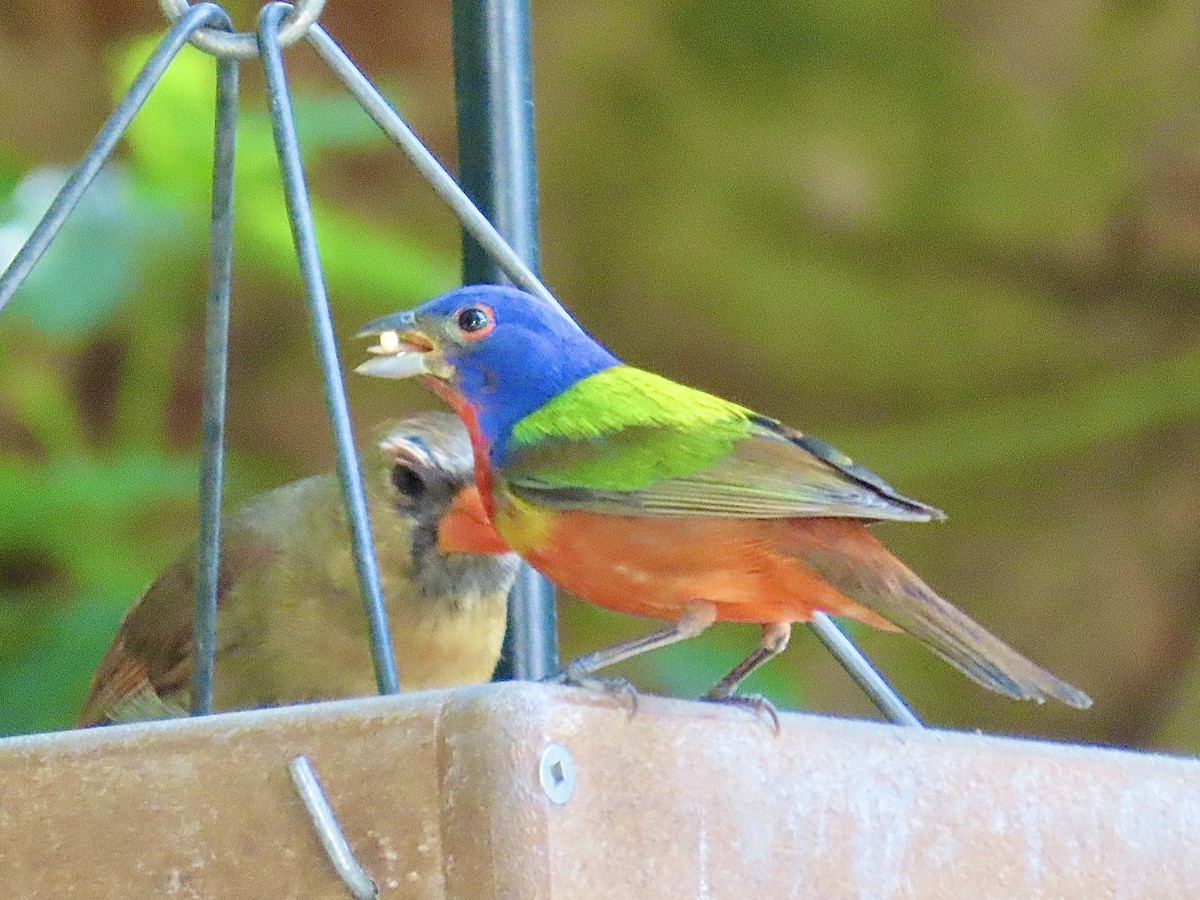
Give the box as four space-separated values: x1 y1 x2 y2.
538 742 575 805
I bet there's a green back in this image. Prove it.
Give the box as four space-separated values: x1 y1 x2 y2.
504 365 942 522
507 365 753 491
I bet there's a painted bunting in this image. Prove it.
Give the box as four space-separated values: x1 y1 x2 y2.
355 285 1091 713
77 412 520 726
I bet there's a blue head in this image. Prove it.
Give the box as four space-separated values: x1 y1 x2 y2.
357 284 620 460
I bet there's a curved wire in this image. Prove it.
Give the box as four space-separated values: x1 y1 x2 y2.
257 2 400 695
158 0 326 59
289 756 378 900
810 613 922 727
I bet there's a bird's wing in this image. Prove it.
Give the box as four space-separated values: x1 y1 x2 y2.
76 650 189 726
502 366 943 522
75 567 196 726
76 524 276 727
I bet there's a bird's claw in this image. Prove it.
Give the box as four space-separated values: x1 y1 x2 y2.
545 666 639 718
702 693 781 735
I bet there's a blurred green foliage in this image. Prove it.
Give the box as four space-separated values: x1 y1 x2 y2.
0 3 1197 747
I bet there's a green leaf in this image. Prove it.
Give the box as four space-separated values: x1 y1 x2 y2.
291 88 409 154
0 167 184 335
0 148 23 196
236 186 457 306
0 451 199 559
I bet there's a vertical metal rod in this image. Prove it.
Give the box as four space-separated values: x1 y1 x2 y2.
289 757 378 900
0 3 231 312
304 26 553 306
451 0 558 681
451 0 540 283
809 612 923 727
257 2 400 695
190 54 239 716
500 566 555 679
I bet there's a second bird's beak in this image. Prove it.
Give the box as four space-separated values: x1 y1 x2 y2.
355 310 442 380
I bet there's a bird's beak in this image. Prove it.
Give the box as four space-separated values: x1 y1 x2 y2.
355 310 442 380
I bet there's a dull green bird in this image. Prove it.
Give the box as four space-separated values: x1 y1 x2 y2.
78 412 519 726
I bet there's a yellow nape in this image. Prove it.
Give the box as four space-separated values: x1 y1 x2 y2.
493 487 556 554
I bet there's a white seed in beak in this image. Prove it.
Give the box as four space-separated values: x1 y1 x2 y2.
366 329 404 356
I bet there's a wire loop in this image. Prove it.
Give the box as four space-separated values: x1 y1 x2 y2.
159 0 325 58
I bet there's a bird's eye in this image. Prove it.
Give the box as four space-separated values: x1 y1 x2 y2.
454 304 494 338
391 463 427 499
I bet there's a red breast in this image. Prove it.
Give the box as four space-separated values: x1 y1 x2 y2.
511 509 900 630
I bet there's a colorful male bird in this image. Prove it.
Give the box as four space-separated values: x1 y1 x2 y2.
78 412 520 726
356 285 1091 712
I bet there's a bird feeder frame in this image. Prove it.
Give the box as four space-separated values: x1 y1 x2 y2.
8 1 1189 895
0 0 918 723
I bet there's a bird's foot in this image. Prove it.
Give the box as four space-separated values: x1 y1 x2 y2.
545 665 639 718
702 693 781 735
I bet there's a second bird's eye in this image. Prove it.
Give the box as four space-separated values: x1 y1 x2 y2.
391 463 427 499
456 306 492 334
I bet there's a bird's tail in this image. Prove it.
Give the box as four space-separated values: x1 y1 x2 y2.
791 520 1092 709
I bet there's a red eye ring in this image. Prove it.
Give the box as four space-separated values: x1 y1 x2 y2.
454 304 495 340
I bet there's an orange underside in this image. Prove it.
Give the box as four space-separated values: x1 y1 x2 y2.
440 489 900 631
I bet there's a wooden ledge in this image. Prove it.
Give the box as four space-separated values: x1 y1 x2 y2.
1 683 1197 897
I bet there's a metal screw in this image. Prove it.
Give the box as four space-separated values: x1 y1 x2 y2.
538 743 575 805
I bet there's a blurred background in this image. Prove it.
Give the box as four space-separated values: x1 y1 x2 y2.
0 0 1196 749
